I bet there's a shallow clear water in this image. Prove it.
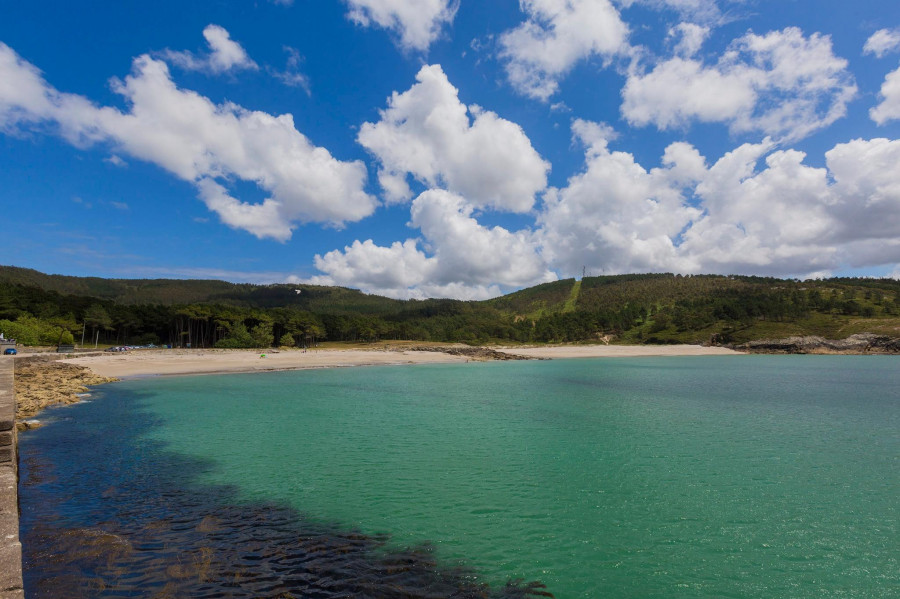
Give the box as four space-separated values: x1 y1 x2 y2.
19 356 900 598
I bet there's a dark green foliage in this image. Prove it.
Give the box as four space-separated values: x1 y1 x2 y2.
1 266 898 347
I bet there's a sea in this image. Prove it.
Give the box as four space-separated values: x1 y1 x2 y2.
18 356 900 598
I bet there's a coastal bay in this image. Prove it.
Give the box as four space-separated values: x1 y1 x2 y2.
17 355 900 598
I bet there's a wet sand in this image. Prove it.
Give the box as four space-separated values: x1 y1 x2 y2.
494 344 743 359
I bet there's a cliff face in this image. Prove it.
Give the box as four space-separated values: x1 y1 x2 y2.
737 333 900 354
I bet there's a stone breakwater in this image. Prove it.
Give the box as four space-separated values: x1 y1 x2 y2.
736 333 900 354
0 359 23 598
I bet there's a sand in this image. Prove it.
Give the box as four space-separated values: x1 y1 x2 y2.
60 347 470 378
58 344 743 379
493 344 743 359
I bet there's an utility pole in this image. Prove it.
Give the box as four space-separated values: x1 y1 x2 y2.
582 265 586 280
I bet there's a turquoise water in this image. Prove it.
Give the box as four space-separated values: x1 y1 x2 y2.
21 356 900 597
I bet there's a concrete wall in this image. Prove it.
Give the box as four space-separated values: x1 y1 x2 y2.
0 361 23 598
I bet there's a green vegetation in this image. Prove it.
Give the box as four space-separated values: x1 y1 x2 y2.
1 265 898 348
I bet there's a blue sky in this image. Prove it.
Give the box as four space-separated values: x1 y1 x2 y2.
2 0 900 299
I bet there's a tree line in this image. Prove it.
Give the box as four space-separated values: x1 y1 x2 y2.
0 274 898 348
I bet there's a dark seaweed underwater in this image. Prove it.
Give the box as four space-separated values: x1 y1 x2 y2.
18 386 553 599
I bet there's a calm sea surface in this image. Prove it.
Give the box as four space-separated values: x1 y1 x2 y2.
19 356 900 598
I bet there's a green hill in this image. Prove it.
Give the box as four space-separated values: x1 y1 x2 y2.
0 265 407 314
1 265 899 348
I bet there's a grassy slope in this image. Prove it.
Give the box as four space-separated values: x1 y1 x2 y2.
562 280 581 313
486 279 576 320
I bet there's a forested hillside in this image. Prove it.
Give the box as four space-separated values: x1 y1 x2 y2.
1 266 898 348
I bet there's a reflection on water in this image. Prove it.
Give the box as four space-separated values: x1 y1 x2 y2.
19 388 553 599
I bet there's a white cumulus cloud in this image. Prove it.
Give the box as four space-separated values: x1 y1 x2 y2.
538 121 704 275
358 64 549 212
344 0 459 52
864 28 900 58
668 22 710 57
538 123 900 279
308 190 556 299
499 0 631 100
870 64 900 124
622 27 857 141
0 42 375 240
162 25 258 74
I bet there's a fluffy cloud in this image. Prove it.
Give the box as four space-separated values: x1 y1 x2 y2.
162 25 258 74
358 64 549 212
864 28 900 58
0 43 375 239
499 0 630 100
344 0 459 52
622 27 857 141
538 123 900 278
677 144 837 273
538 121 704 275
668 23 710 57
870 65 900 124
309 190 556 299
314 125 900 295
0 44 56 129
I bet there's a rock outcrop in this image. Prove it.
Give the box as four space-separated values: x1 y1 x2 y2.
737 333 900 354
13 356 117 428
391 345 538 361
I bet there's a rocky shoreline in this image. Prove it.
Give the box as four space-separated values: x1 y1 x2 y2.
733 333 900 354
389 344 540 361
13 356 117 430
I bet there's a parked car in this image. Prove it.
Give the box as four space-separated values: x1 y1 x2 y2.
3 348 16 355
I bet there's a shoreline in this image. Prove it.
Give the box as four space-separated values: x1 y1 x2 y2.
12 356 117 430
12 344 742 426
59 347 470 379
493 344 743 360
58 344 745 379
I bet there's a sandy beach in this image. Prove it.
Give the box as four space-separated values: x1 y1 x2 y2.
59 347 470 378
57 344 743 379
